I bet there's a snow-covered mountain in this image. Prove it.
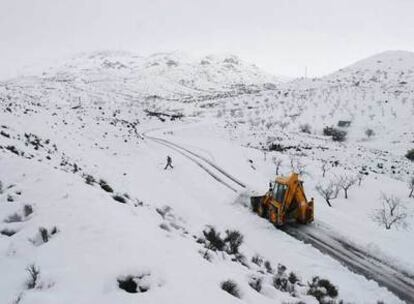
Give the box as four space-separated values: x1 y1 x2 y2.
11 51 279 101
1 50 414 304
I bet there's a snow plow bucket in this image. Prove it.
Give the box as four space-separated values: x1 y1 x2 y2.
250 196 264 213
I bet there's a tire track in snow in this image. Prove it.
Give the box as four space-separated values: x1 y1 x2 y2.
282 225 414 304
147 136 239 193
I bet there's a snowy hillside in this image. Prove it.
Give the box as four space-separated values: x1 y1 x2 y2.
1 50 414 304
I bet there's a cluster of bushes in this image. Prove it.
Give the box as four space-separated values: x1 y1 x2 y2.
83 174 131 204
200 227 244 256
323 126 347 142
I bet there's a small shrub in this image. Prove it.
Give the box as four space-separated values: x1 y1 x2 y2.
26 264 40 289
365 128 375 138
224 230 244 255
273 276 290 293
39 227 48 243
0 180 3 194
23 204 33 217
273 264 295 295
99 180 113 193
203 227 225 252
323 126 335 136
84 174 95 185
332 129 347 142
307 276 338 303
118 276 138 293
248 276 262 292
300 124 312 134
0 228 17 236
264 260 273 274
4 213 22 223
277 263 287 276
7 195 14 202
220 280 241 298
406 149 414 161
323 126 347 142
288 272 300 285
50 226 58 235
117 273 151 293
112 195 127 204
251 254 264 266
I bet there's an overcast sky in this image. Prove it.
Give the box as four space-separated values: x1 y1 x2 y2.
1 0 414 80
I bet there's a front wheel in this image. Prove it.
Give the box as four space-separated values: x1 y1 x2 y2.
257 202 268 218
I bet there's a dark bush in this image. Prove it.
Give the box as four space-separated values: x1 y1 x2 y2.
118 274 151 293
7 195 14 202
118 276 138 293
50 226 58 235
39 227 48 243
0 228 17 236
26 264 40 289
300 124 312 134
84 174 95 185
288 272 300 285
224 230 244 255
248 276 262 292
323 126 347 142
332 129 347 142
220 280 241 298
24 204 33 217
323 126 335 136
113 195 127 204
406 149 414 161
268 143 285 152
99 180 113 193
307 276 338 303
203 227 225 252
264 260 273 274
365 128 375 138
251 254 263 266
273 276 290 292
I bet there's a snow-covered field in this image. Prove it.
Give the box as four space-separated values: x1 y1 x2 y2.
1 50 413 304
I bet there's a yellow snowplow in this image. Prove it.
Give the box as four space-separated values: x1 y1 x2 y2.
251 173 314 227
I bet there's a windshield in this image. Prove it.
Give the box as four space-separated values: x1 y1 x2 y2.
273 183 288 203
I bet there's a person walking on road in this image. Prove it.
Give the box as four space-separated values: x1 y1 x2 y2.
164 155 174 170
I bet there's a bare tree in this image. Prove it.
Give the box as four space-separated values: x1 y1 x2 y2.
290 157 306 176
321 160 330 178
337 174 357 199
408 177 414 198
315 182 339 207
272 157 283 175
371 194 409 230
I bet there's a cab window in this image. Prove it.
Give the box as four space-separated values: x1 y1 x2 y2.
273 183 288 203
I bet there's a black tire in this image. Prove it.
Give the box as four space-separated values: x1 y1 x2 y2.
257 203 268 218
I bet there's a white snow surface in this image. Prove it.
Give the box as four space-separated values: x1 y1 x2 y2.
1 50 413 304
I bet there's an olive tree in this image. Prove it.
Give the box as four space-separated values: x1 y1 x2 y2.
337 174 357 199
315 182 339 207
371 194 409 230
